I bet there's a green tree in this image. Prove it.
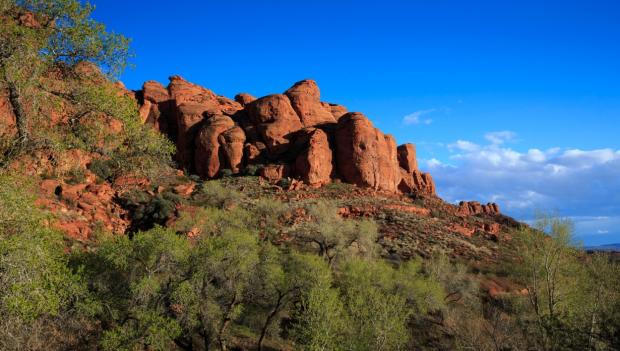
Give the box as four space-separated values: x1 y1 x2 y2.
77 226 189 351
0 0 130 150
337 258 444 351
512 214 587 350
294 200 378 266
292 263 347 351
171 207 260 351
0 175 94 350
251 245 334 350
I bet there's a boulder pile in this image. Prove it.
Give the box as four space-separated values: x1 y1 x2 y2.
136 77 438 195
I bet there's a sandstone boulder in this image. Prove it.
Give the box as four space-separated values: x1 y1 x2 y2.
0 93 15 138
285 80 335 127
169 76 241 116
322 102 348 120
246 94 303 155
234 93 256 106
260 164 290 183
294 128 333 186
397 143 418 172
140 81 173 134
219 126 246 174
335 112 401 192
194 115 235 178
244 142 267 165
412 170 436 195
458 201 501 216
176 103 210 169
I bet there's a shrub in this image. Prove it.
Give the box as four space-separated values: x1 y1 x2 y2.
88 159 116 182
198 180 245 209
120 190 182 232
244 164 264 176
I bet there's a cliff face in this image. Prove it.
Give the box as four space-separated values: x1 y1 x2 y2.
135 77 439 195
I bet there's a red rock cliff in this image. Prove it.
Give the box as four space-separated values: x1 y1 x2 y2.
135 78 439 195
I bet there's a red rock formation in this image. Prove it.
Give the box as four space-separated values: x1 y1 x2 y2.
335 112 401 192
246 94 303 156
260 164 289 183
219 126 246 174
322 102 348 120
294 128 333 186
284 80 335 127
0 93 16 139
131 77 497 211
234 93 256 106
194 115 235 178
140 81 173 132
397 144 418 172
458 201 501 216
413 170 436 194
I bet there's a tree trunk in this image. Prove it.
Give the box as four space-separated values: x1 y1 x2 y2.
218 294 239 351
7 80 28 145
258 293 285 351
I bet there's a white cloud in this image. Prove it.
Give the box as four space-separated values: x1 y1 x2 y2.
426 158 443 168
427 133 620 244
485 131 517 145
403 109 435 125
448 140 480 152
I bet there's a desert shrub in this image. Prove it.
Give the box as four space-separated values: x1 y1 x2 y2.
294 200 378 265
120 190 182 232
277 177 292 189
219 168 233 178
88 158 116 182
197 180 245 209
244 163 263 176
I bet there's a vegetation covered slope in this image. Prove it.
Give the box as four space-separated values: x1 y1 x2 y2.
0 1 619 350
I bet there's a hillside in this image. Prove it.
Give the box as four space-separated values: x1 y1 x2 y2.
0 3 618 351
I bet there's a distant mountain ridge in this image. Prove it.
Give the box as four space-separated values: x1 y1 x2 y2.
585 243 620 252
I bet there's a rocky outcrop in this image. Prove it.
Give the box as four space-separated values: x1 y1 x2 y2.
458 201 501 216
139 81 173 135
335 112 401 192
194 115 235 178
132 77 495 208
294 128 333 186
397 144 418 172
234 93 256 107
322 102 348 120
284 80 335 127
219 126 246 174
246 94 303 156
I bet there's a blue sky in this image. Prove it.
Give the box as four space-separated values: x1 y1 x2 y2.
91 0 620 245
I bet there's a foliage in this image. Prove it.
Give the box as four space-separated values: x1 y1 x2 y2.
511 213 620 351
0 175 94 350
197 179 246 209
120 189 182 232
294 200 378 265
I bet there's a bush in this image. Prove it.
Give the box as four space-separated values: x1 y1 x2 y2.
88 159 116 182
197 180 245 209
120 190 183 232
244 164 264 176
219 168 233 178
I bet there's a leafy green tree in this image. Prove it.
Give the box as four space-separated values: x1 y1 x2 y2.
171 207 260 351
337 258 444 351
77 226 189 351
0 0 130 149
294 200 378 266
251 245 334 350
292 263 347 351
512 214 588 350
0 175 94 350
